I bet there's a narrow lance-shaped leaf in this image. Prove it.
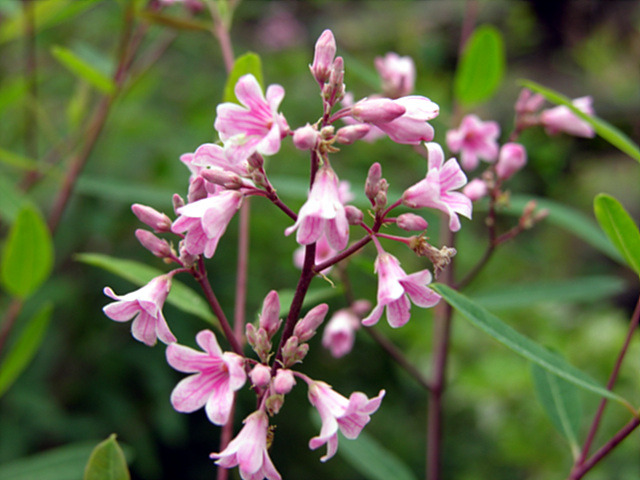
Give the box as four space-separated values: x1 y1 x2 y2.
519 79 640 163
51 45 115 95
1 205 54 298
531 362 582 459
83 434 130 480
594 193 640 276
0 303 52 398
432 284 628 406
454 25 505 105
223 52 264 104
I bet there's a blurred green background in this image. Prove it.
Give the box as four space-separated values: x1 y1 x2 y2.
1 1 640 479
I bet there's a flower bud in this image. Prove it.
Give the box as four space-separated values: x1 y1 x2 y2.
345 205 363 225
396 213 428 231
178 239 197 267
365 162 382 206
281 336 300 367
335 124 371 145
540 96 595 138
293 124 319 150
462 178 488 201
200 168 244 189
495 143 527 180
351 98 405 123
310 29 336 85
187 175 208 202
135 229 172 258
272 369 296 395
266 393 285 416
172 194 185 213
259 290 281 339
515 88 545 114
249 364 272 388
293 303 329 343
131 204 172 232
326 56 345 102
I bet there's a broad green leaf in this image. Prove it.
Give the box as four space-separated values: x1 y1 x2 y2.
472 275 626 310
454 25 505 105
140 11 210 31
75 253 218 328
83 434 130 480
51 46 115 95
531 362 582 458
1 205 54 298
594 194 640 276
310 412 417 480
0 303 52 398
0 173 33 222
223 52 264 104
433 284 627 405
502 195 624 264
519 80 640 163
0 441 100 480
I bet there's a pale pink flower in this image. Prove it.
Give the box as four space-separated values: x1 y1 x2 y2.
307 380 385 462
446 114 500 170
515 88 545 115
214 74 289 163
495 142 527 180
322 308 361 358
171 190 243 258
540 96 595 138
103 275 176 346
402 142 472 232
285 165 349 250
192 143 248 176
375 52 416 98
211 409 281 480
462 178 488 202
363 252 440 328
293 303 329 342
166 329 246 425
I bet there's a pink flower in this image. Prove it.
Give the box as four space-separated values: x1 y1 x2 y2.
172 190 243 258
462 178 488 202
446 114 500 170
375 52 416 98
103 275 176 346
310 29 337 85
211 409 281 480
540 96 595 138
166 329 246 425
363 252 440 328
402 142 472 232
285 165 349 250
192 143 248 176
307 380 385 462
322 308 361 358
495 142 527 180
214 74 289 163
293 235 337 273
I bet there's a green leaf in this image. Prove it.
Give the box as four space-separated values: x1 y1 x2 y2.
432 284 627 405
0 303 52 398
75 253 218 328
0 173 33 222
223 52 264 104
0 147 39 171
519 80 640 163
51 46 115 95
503 195 624 264
1 205 54 298
0 77 27 113
0 441 101 480
454 25 505 105
594 194 640 276
531 361 582 458
83 434 130 480
472 275 627 310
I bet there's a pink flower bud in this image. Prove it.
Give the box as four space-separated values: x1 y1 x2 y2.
131 204 172 232
396 213 428 231
310 29 336 85
259 290 281 339
335 124 371 145
515 88 545 114
540 96 595 138
135 229 172 258
200 168 244 189
365 162 382 205
249 364 272 388
351 98 406 123
187 175 208 203
345 205 363 225
281 336 300 366
178 239 197 267
172 194 185 213
462 178 488 201
293 303 329 343
293 124 319 150
495 142 527 180
273 369 296 395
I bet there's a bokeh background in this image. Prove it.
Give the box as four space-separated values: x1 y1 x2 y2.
1 1 640 479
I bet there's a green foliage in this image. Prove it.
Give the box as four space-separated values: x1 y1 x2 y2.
1 205 54 299
0 173 33 222
83 435 130 480
223 52 264 104
453 25 505 105
51 45 115 95
594 194 640 276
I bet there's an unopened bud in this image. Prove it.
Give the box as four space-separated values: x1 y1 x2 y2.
247 153 264 170
249 364 272 388
131 204 172 232
178 240 197 267
351 98 405 123
327 56 345 102
396 213 428 231
272 369 296 395
281 336 300 367
187 175 208 202
515 88 545 115
374 179 388 209
293 124 319 150
310 29 336 85
345 205 363 225
266 393 285 416
293 303 329 343
246 325 272 363
259 290 282 339
135 229 172 258
172 194 185 213
335 124 371 145
200 168 244 189
495 143 527 180
365 163 382 205
463 178 488 201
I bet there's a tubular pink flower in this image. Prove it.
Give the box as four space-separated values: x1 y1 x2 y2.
293 303 329 343
402 142 472 232
363 252 440 328
285 165 349 250
307 380 385 462
211 409 281 480
258 290 282 339
495 142 527 180
171 190 243 258
540 96 595 138
369 95 439 144
310 29 336 85
214 74 289 163
322 307 362 358
375 52 416 98
446 114 500 170
192 142 248 176
103 275 176 346
166 329 246 425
